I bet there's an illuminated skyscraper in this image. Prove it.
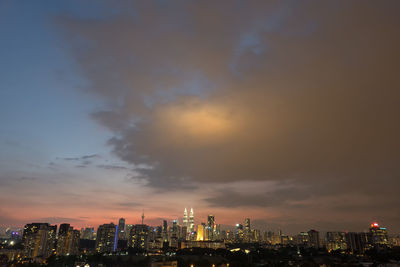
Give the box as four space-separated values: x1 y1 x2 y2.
118 218 126 240
129 224 149 250
95 223 117 253
235 224 244 242
244 218 250 232
22 223 57 258
196 224 204 241
297 232 310 247
183 208 188 230
56 223 80 255
189 208 194 233
326 232 347 251
57 224 80 256
207 215 215 241
254 229 261 242
162 220 168 242
125 225 134 239
244 218 251 242
369 222 389 246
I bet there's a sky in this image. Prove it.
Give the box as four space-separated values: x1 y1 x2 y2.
1 0 400 234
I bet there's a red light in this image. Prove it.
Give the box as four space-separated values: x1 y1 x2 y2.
371 222 379 228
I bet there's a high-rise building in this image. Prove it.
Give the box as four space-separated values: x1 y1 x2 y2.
215 224 221 240
206 215 215 241
95 223 117 253
59 224 70 237
22 223 57 258
118 218 126 240
57 224 80 256
129 224 149 250
297 232 310 247
153 226 163 248
183 208 188 230
253 229 261 242
244 218 250 232
189 208 195 233
48 224 57 254
326 232 347 251
148 226 162 250
369 222 389 246
346 232 370 254
244 218 251 242
235 224 244 242
196 224 204 241
181 226 188 240
57 223 70 256
162 220 168 242
125 225 134 239
169 220 180 248
307 230 320 249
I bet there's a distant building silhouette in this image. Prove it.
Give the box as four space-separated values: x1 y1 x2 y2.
307 229 320 249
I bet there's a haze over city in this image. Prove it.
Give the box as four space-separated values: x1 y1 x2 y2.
1 0 400 235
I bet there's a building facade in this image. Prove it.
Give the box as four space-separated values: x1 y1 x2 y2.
96 223 117 253
22 223 57 258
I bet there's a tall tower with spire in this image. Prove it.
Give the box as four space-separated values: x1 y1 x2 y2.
183 208 188 228
189 208 194 232
141 210 145 224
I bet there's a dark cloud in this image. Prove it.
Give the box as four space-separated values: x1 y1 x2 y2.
57 154 100 168
57 154 98 161
204 187 309 208
58 1 400 231
97 164 128 171
81 154 99 159
60 157 80 161
206 178 400 214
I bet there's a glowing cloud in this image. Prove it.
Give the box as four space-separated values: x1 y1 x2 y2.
154 101 235 145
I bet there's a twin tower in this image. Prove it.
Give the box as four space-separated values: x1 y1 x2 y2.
182 208 195 233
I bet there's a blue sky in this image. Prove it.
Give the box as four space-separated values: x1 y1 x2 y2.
0 1 113 170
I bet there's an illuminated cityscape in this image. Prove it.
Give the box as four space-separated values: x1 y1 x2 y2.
1 210 399 266
1 0 400 266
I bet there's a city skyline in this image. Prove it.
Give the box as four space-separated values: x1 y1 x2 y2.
3 214 396 265
1 209 396 237
8 213 395 254
1 0 400 235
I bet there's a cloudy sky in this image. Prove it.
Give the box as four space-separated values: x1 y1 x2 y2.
1 0 399 234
